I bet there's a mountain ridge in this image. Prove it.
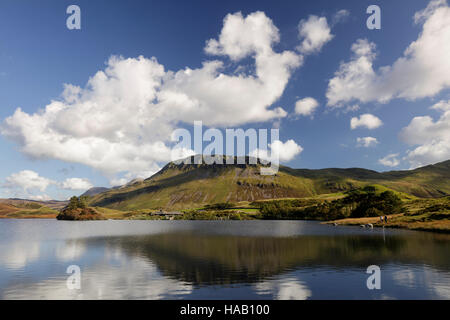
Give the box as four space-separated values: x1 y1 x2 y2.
88 156 450 210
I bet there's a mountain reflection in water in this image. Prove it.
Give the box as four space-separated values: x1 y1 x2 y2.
0 220 449 299
92 232 450 285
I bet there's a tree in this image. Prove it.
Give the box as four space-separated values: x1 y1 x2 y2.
78 196 88 209
68 196 79 210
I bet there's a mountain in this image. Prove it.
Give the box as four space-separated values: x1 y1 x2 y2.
81 187 110 197
89 156 450 211
81 179 147 197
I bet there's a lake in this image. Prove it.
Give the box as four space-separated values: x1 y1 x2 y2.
0 219 449 299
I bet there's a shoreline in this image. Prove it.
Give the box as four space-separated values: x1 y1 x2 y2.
2 214 449 234
324 214 450 234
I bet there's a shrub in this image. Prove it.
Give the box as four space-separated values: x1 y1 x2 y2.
258 187 403 220
204 202 235 210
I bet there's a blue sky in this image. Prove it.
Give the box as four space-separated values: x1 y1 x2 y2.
0 0 449 200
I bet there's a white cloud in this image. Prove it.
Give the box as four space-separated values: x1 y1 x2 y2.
1 12 302 183
110 169 159 187
205 11 281 61
356 137 378 148
400 112 450 146
250 139 303 163
400 101 450 168
350 114 383 130
295 97 319 116
326 39 378 106
431 99 450 112
344 104 360 113
332 9 350 25
2 170 96 199
271 140 303 161
61 178 93 190
327 0 450 106
297 15 334 54
29 194 52 201
378 153 400 167
109 178 128 187
3 170 55 193
414 0 447 23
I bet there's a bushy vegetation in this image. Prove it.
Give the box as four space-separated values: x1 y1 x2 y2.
203 202 235 210
344 186 403 218
6 206 58 218
251 198 319 208
68 196 88 209
403 197 450 221
412 200 450 216
17 202 43 209
176 210 250 220
57 196 105 221
258 186 403 221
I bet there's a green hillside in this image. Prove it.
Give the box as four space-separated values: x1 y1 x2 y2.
89 156 450 210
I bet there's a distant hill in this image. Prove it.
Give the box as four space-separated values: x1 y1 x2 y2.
0 198 65 218
89 156 450 210
0 198 68 209
81 187 110 197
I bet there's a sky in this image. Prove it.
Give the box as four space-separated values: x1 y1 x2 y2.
0 0 449 200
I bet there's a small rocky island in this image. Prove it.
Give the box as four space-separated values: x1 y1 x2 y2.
56 196 105 221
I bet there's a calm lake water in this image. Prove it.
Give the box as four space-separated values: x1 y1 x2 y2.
0 219 449 299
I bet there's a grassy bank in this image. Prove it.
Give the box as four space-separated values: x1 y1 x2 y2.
325 213 450 233
326 197 450 233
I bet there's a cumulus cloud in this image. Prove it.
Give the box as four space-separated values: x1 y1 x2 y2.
206 11 281 60
326 39 378 106
61 178 93 190
356 137 379 148
400 100 450 168
350 114 383 130
295 97 319 116
327 0 450 106
430 99 450 112
271 140 303 161
2 170 94 199
297 15 334 54
378 153 400 167
1 11 302 184
414 0 447 23
250 139 303 163
3 170 55 193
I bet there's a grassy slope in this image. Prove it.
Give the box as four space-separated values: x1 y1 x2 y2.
286 160 450 198
327 197 450 233
91 165 320 210
0 199 64 218
90 158 450 211
0 202 58 218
